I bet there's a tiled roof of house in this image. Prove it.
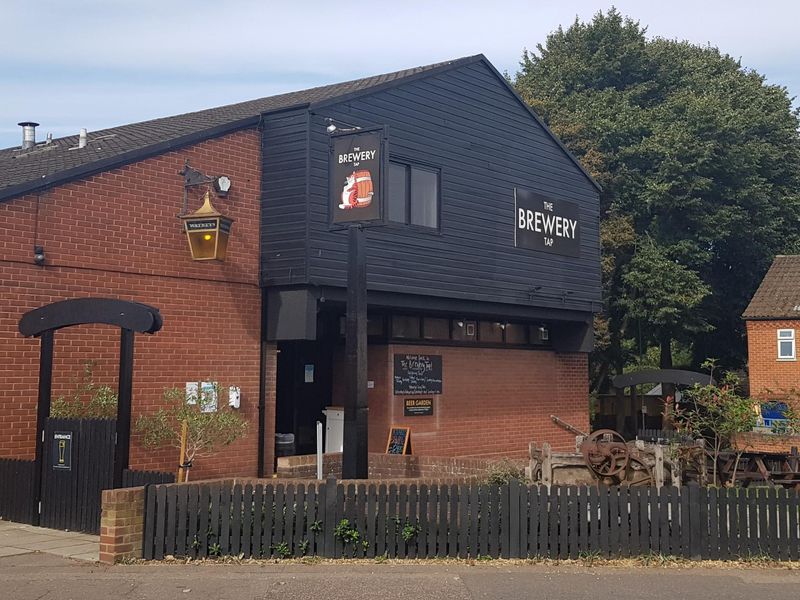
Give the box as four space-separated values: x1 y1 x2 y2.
743 255 800 319
0 57 473 201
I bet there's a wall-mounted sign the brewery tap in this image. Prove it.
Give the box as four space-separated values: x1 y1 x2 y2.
330 129 384 224
514 188 581 257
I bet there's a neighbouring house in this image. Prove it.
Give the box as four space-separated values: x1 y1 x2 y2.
741 254 800 453
743 255 800 396
0 55 601 483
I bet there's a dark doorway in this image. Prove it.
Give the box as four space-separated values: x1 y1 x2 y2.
276 340 334 455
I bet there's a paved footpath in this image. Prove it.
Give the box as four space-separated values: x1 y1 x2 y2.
1 552 799 600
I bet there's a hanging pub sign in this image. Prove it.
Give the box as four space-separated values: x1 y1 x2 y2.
330 129 384 224
514 187 581 257
52 431 72 471
393 354 443 395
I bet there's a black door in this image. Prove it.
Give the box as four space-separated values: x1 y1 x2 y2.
39 417 115 533
276 341 334 455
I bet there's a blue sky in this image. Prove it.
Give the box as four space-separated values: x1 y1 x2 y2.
1 1 798 149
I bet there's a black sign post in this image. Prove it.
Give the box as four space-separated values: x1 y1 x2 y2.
331 128 385 479
514 188 581 257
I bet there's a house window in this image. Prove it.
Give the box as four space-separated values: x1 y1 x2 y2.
777 329 795 360
387 162 439 228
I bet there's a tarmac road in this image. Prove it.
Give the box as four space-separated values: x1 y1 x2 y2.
2 552 799 600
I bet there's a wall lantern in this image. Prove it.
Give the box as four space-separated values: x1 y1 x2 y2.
180 191 234 261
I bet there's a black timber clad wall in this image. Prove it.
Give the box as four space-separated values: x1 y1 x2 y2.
264 61 601 312
261 108 309 285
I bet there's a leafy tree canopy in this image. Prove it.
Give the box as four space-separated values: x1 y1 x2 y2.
515 8 800 378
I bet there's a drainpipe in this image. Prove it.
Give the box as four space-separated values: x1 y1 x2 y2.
257 288 268 477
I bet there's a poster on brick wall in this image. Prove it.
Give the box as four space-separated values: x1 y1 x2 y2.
393 354 442 395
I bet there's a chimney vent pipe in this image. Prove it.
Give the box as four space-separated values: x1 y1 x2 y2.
18 122 39 149
78 128 87 149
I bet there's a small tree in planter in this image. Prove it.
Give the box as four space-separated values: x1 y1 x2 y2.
50 360 118 419
676 360 758 485
135 385 248 481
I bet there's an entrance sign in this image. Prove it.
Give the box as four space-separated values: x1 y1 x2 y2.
514 188 581 257
404 397 434 417
393 354 443 395
52 431 72 470
386 427 411 454
330 130 384 224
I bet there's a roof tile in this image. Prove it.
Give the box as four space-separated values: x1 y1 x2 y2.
0 57 470 198
743 255 800 319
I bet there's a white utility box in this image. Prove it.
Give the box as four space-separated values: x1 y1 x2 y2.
322 406 344 453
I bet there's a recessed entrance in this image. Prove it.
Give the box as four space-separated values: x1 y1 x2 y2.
275 339 335 456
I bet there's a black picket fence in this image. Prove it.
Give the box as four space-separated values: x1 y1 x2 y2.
142 480 800 561
0 458 36 524
0 455 172 531
122 469 176 488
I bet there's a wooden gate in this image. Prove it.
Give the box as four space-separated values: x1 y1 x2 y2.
39 418 116 533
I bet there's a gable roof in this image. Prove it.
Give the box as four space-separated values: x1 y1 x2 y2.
0 55 600 202
743 255 800 320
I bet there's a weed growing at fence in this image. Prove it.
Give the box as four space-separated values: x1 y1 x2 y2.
209 543 222 557
401 522 421 543
334 519 369 555
578 550 602 566
299 539 310 556
272 542 291 559
309 520 323 534
637 552 684 567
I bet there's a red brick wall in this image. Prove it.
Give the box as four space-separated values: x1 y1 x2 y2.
746 319 800 396
333 344 588 458
0 129 277 478
276 452 500 479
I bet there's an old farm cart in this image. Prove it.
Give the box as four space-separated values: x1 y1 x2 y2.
16 298 164 533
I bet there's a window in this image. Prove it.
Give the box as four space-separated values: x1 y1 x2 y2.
778 329 795 360
479 321 504 343
392 315 420 339
423 318 449 340
387 161 439 228
504 323 528 344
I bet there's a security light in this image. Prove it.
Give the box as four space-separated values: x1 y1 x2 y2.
213 175 232 196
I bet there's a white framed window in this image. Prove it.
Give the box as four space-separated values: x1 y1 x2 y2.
777 329 795 360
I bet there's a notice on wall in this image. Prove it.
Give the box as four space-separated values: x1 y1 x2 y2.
52 431 72 471
393 354 442 395
330 130 384 224
404 397 434 417
514 187 581 257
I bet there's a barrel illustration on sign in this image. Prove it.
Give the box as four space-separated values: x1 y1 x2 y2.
331 130 383 223
393 354 442 395
514 187 581 257
340 170 374 210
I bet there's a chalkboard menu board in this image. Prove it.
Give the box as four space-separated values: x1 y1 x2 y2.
393 354 442 395
386 427 411 454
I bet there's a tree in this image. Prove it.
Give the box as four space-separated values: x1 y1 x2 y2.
135 386 248 480
514 9 800 382
676 361 757 484
620 239 711 368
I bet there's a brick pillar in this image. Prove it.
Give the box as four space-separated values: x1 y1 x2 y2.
99 486 145 564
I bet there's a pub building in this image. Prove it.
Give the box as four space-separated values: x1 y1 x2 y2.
0 55 601 480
